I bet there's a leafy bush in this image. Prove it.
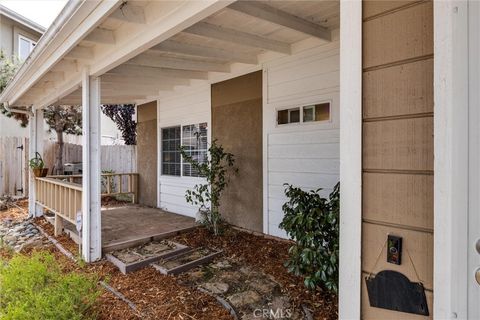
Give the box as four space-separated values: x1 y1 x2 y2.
181 139 237 235
0 252 100 319
279 182 339 293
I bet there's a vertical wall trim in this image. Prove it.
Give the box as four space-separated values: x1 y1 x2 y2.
434 1 469 319
81 68 102 262
339 1 362 319
262 67 269 235
156 99 162 208
28 108 44 217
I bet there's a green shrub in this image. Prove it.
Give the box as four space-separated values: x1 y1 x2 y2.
0 252 100 320
279 182 339 293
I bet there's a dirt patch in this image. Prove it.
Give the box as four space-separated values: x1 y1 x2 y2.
172 227 338 320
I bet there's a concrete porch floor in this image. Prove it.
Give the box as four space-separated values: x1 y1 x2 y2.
101 205 196 250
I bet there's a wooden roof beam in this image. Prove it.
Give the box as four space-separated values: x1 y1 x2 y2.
150 40 258 65
107 64 208 80
184 22 291 54
228 2 331 41
109 4 146 24
126 53 230 72
101 73 190 86
83 27 115 44
65 46 94 60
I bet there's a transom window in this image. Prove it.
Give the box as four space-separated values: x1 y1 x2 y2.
161 123 208 177
18 35 36 61
277 102 331 125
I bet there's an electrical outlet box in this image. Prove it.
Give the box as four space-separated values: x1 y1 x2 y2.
387 235 402 265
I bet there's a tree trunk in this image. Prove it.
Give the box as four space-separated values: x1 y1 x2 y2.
55 130 64 175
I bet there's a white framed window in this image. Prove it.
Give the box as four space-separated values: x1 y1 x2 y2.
277 101 331 126
18 35 36 61
161 122 208 177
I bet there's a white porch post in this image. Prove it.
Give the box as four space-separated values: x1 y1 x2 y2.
81 68 102 262
28 108 44 217
434 1 469 318
339 0 362 319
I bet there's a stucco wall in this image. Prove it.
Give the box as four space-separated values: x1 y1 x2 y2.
136 101 157 207
212 71 263 232
361 1 434 318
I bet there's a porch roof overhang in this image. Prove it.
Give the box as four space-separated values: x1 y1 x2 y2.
0 0 339 109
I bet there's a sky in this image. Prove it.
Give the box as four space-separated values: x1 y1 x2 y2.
0 0 67 29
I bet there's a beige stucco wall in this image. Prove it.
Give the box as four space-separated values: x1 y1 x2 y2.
362 1 434 319
211 71 263 232
136 101 157 207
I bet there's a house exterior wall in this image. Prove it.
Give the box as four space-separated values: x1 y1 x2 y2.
137 101 157 207
156 36 340 238
361 1 434 319
212 71 263 232
157 84 211 217
263 39 340 238
0 14 42 58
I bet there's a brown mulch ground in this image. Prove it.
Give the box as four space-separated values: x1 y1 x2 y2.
33 216 232 320
172 227 338 320
0 199 29 221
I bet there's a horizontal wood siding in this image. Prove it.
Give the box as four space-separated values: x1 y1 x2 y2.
157 85 211 218
362 1 433 318
264 38 340 238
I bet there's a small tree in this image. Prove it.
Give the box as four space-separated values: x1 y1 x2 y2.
44 105 82 174
101 104 137 145
180 140 237 235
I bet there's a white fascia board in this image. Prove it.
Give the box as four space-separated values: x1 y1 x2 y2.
9 0 234 109
2 0 122 107
37 0 234 108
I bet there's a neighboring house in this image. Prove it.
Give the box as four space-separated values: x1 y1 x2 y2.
0 1 475 320
0 4 44 138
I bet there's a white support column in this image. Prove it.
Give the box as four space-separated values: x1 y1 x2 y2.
28 108 44 217
339 1 362 319
81 68 102 262
434 2 469 318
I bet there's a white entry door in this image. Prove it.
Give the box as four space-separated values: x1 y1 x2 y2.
469 1 480 318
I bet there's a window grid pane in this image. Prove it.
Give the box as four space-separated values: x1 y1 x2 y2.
182 122 208 177
162 126 181 176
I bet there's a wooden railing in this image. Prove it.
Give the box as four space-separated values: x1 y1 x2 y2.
35 173 138 236
35 177 82 235
48 173 139 203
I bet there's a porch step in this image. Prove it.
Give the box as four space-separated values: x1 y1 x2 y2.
105 240 190 274
151 247 222 275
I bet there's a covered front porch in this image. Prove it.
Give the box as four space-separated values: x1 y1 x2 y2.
34 174 196 252
4 0 340 264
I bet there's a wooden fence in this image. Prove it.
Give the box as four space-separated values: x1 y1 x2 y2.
0 137 136 196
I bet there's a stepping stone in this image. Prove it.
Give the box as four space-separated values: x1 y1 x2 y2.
227 290 262 307
201 282 230 294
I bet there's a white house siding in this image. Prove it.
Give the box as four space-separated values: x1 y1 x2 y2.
155 38 340 237
157 84 211 217
263 39 340 238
